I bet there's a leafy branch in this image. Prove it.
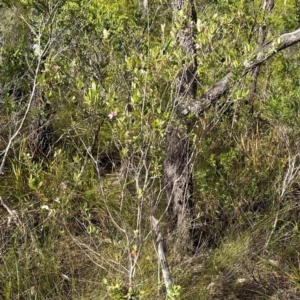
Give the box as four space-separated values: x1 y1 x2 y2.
178 28 300 116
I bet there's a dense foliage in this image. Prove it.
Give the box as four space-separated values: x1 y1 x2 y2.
1 0 300 299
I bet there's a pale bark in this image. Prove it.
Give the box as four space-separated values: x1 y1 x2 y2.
178 27 300 116
150 216 172 293
245 28 300 72
139 0 148 17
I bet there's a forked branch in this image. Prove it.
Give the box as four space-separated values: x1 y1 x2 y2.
178 28 300 116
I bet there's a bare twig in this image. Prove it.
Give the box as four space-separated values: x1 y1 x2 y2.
264 132 300 249
0 62 41 174
0 196 23 231
0 14 54 174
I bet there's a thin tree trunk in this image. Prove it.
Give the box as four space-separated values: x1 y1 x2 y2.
164 0 198 252
248 0 274 102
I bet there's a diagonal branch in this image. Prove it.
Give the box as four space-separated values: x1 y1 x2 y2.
244 28 300 73
150 216 173 293
178 28 300 116
0 60 42 175
183 72 234 115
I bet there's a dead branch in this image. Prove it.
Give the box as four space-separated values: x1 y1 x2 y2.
150 216 173 293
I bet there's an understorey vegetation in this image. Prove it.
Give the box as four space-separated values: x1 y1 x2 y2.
1 0 300 299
